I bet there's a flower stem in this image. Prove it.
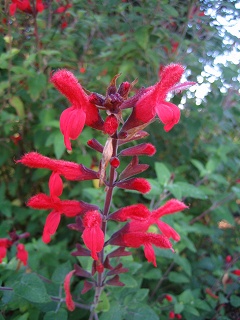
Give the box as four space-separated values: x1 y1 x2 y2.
90 137 118 318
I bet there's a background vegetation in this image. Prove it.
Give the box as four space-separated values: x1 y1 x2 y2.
0 0 239 319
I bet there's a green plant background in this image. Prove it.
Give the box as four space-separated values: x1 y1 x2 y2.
0 0 239 319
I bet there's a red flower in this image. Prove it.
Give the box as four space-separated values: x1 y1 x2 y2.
122 64 194 132
169 311 175 319
126 232 172 267
225 255 232 263
108 199 187 266
176 314 182 319
116 177 151 194
50 70 104 150
17 152 99 181
103 114 118 135
27 172 96 243
16 243 28 266
120 143 156 157
0 238 12 263
9 0 44 16
109 203 150 222
64 270 75 311
82 211 104 260
232 270 240 276
165 294 173 302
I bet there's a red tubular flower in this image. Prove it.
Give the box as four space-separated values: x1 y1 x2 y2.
0 238 12 263
116 177 151 194
120 143 156 157
110 157 120 168
123 232 172 267
122 64 193 132
169 311 175 319
109 204 150 221
103 114 118 135
17 152 98 181
225 255 232 263
9 0 44 16
16 244 28 266
82 211 104 260
64 270 75 311
232 270 240 276
176 315 182 319
165 294 173 302
50 70 104 150
28 194 95 243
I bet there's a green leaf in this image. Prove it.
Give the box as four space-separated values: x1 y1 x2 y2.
134 26 151 50
176 182 207 199
95 291 110 313
163 4 179 17
174 303 184 313
178 289 194 304
13 273 51 303
143 268 162 280
191 159 206 177
155 162 171 186
230 295 240 307
99 301 123 320
169 272 189 283
184 305 200 316
52 261 72 284
166 184 182 199
53 131 65 159
43 309 68 320
120 274 137 287
131 305 159 320
174 255 192 277
9 96 25 119
27 74 47 100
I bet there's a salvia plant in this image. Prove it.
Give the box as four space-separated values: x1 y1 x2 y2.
16 64 195 318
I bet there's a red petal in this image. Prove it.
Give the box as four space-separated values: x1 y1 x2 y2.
42 211 61 243
60 106 86 150
82 226 104 260
144 243 157 267
27 194 52 210
0 246 7 263
152 199 188 219
120 143 156 157
116 177 151 194
109 204 150 222
50 70 89 107
16 244 28 266
64 270 75 311
49 172 63 198
155 101 180 132
9 3 17 16
103 115 118 135
156 221 180 241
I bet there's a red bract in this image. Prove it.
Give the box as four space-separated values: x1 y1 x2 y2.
122 64 193 132
17 152 98 181
116 177 151 194
120 143 156 157
50 69 104 150
16 243 28 266
82 211 104 260
64 270 75 311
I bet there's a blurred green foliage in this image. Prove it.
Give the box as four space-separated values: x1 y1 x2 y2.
0 0 239 319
